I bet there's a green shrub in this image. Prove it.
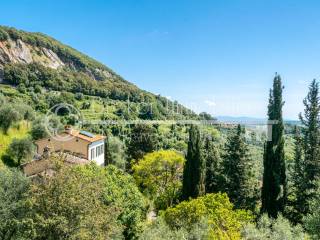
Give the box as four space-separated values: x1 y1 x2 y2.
6 137 34 166
106 136 127 169
82 101 91 109
163 193 252 239
140 218 210 240
242 214 307 240
303 197 320 239
75 164 148 239
27 162 122 239
75 92 84 100
0 29 9 41
127 124 158 161
17 83 27 93
0 104 22 134
30 118 49 140
133 150 185 210
0 168 31 239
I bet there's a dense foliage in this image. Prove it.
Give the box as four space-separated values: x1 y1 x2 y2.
298 80 320 217
1 25 319 239
163 193 252 240
182 124 205 200
204 135 222 194
0 168 30 239
0 160 149 239
222 124 259 211
139 218 210 240
261 74 287 217
27 164 122 240
5 137 34 166
133 150 185 210
242 214 306 240
3 62 137 101
127 124 158 161
0 164 122 240
303 193 320 240
288 126 306 223
75 164 148 239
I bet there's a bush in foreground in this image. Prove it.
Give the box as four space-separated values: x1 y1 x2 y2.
242 214 307 240
75 164 148 239
163 193 252 239
133 150 185 210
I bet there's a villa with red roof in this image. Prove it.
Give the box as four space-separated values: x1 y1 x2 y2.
35 126 106 166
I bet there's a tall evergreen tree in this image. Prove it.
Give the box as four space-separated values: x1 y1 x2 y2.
261 74 287 218
204 136 222 194
182 125 205 200
222 125 258 210
104 135 112 166
291 126 306 223
299 79 320 213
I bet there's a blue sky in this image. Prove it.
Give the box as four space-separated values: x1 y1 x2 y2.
2 0 320 119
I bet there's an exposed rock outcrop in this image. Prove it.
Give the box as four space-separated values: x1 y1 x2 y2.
0 39 64 69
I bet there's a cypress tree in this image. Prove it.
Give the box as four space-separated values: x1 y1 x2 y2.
222 124 258 210
204 136 222 193
299 79 320 213
291 126 306 223
104 135 112 166
182 124 205 200
261 74 287 218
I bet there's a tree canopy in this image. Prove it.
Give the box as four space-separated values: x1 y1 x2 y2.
164 193 252 240
133 150 185 210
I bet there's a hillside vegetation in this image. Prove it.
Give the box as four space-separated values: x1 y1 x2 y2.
1 26 318 240
0 26 195 120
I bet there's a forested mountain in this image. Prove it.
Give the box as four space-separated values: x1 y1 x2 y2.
0 25 195 120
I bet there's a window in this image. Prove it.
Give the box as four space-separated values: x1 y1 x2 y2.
91 148 95 160
94 145 104 158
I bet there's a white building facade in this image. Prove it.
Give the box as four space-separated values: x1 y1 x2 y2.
88 139 105 166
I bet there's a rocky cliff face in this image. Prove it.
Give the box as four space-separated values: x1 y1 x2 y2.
0 26 124 84
0 39 64 70
0 36 66 84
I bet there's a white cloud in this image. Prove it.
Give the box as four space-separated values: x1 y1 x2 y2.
204 100 216 107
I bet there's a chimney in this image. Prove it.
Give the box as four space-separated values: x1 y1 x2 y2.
64 125 72 134
43 146 51 159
